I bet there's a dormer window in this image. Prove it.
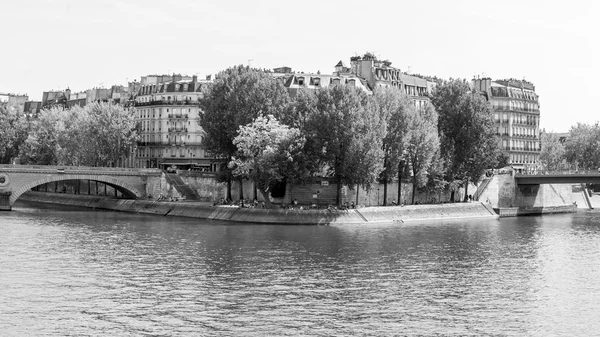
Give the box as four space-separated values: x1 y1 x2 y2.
313 77 320 86
297 77 305 86
348 79 356 87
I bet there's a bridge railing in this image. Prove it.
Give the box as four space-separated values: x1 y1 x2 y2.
516 169 600 176
0 164 161 173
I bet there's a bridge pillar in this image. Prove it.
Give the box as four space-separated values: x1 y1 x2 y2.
0 191 11 211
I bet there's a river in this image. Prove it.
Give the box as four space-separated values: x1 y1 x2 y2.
1 201 600 336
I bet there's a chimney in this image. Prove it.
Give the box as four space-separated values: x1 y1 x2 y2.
192 75 197 83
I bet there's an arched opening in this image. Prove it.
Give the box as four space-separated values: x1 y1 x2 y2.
9 175 143 206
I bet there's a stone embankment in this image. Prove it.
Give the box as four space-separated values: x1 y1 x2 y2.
19 191 499 224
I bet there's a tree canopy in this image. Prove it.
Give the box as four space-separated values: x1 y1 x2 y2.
199 65 291 199
564 122 600 170
230 115 305 207
431 79 503 197
19 102 138 167
539 130 566 171
0 103 29 164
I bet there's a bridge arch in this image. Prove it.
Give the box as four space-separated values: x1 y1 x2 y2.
9 174 144 206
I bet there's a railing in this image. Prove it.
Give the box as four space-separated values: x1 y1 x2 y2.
517 169 600 176
167 114 189 119
134 100 199 107
0 164 157 173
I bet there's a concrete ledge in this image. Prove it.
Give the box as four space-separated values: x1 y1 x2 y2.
494 204 577 217
18 191 500 224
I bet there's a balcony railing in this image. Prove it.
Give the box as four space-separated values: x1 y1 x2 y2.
168 127 188 132
167 114 189 119
134 100 200 107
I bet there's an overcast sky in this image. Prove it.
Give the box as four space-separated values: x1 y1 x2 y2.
1 0 598 132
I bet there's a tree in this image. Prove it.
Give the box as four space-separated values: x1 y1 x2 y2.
19 107 66 165
539 130 566 171
432 79 503 201
405 103 440 204
199 65 291 200
564 123 600 170
20 103 138 167
230 115 305 207
372 87 413 205
304 85 384 206
0 103 29 164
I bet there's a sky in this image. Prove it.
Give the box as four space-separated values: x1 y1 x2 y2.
1 0 598 132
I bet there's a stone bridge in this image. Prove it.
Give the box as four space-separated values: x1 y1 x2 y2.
515 172 600 185
0 165 162 210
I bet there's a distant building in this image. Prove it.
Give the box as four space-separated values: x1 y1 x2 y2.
472 78 541 170
273 65 372 96
7 94 28 113
41 89 70 109
349 53 435 110
23 100 42 117
132 74 214 170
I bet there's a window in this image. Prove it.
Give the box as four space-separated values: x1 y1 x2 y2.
297 77 304 86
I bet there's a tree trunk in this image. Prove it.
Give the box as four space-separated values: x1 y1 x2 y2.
412 176 417 204
253 181 258 201
336 174 342 207
463 178 469 202
226 178 232 201
259 188 273 208
238 177 244 200
356 184 359 206
383 177 388 206
397 161 403 205
450 190 455 202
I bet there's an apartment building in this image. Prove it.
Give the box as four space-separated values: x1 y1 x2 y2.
472 78 541 169
132 74 213 171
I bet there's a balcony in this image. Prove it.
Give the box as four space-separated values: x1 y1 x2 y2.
167 114 189 119
168 127 188 132
137 141 169 146
134 100 199 107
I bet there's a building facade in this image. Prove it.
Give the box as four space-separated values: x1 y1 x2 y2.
472 78 541 170
273 65 372 96
132 74 214 171
349 54 435 110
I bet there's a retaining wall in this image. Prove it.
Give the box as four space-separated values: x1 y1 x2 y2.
18 191 499 224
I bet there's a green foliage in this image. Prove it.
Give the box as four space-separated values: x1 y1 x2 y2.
373 87 413 184
432 79 503 185
564 123 600 170
406 103 440 204
199 65 291 198
199 65 291 161
230 115 305 207
539 130 566 171
301 85 385 204
0 103 30 164
20 103 138 166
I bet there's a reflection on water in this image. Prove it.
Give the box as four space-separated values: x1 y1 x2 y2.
1 201 600 336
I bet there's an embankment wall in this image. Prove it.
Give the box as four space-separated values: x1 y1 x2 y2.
18 191 498 224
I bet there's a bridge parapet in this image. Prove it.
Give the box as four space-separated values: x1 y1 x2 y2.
0 165 161 176
517 169 600 176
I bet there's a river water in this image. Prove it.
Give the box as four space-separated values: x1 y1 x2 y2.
2 201 600 336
